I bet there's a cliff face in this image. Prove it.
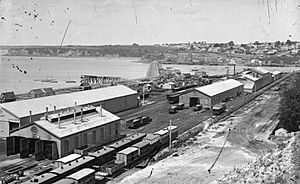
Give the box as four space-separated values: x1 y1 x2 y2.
5 45 173 57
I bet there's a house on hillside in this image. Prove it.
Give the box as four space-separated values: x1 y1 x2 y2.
42 88 55 96
29 89 45 98
0 92 16 103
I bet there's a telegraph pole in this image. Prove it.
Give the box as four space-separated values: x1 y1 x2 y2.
169 119 172 150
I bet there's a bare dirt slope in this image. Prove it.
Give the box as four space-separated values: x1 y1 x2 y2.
112 89 281 184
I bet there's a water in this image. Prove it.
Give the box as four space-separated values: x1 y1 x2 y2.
1 56 299 94
0 56 147 94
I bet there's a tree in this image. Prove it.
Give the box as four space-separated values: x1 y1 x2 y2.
254 41 260 45
275 41 281 48
278 74 300 132
228 41 235 47
286 39 291 46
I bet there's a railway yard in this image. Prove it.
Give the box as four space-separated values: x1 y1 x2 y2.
109 84 285 183
0 72 299 184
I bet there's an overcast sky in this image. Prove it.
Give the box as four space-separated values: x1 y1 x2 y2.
0 0 299 45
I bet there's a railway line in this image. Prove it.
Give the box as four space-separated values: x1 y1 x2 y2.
228 89 280 155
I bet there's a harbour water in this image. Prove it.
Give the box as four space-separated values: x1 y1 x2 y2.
1 56 299 94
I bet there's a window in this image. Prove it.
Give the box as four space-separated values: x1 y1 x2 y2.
100 128 104 139
92 131 96 144
64 140 69 153
83 133 87 145
74 136 79 148
115 123 119 135
108 125 111 136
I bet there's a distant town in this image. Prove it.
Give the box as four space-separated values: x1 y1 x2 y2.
1 40 300 67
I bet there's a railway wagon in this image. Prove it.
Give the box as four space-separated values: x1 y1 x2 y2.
143 133 160 145
66 168 96 184
154 126 178 147
53 178 75 184
48 156 95 182
212 103 226 115
88 147 115 166
22 173 58 184
131 140 152 158
99 160 125 177
54 154 82 168
123 133 146 144
107 139 135 153
115 147 139 167
107 133 146 153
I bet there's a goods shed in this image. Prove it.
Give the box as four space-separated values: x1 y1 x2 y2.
179 79 243 109
0 85 137 137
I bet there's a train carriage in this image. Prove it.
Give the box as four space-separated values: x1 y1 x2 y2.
66 168 96 184
22 173 58 184
88 147 115 166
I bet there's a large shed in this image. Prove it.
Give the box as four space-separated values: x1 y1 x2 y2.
179 79 244 108
0 85 138 137
10 106 121 158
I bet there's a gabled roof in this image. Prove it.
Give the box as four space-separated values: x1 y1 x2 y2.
29 88 44 94
194 79 244 97
249 67 270 75
0 91 16 101
34 110 120 139
42 88 55 95
242 74 259 81
0 85 137 118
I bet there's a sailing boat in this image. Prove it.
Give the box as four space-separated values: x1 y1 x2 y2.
66 74 76 83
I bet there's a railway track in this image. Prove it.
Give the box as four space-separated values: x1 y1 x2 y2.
228 91 280 155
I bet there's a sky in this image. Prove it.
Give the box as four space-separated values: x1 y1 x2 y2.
0 0 300 45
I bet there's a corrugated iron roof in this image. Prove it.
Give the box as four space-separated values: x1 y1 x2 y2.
67 168 95 180
249 67 270 75
0 85 137 118
35 110 120 138
242 74 259 81
195 79 243 97
117 147 139 155
56 153 82 164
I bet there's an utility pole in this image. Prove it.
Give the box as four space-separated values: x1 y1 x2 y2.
142 85 145 105
169 119 172 150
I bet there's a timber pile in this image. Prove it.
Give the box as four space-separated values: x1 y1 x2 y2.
217 133 300 184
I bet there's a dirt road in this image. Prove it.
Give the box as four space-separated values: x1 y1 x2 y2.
112 88 281 184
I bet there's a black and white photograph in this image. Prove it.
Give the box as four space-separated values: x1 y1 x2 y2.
0 0 300 183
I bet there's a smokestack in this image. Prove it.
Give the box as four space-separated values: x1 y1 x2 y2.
81 107 83 122
75 101 77 107
29 110 32 124
54 106 56 114
58 113 61 129
73 109 76 124
45 107 48 118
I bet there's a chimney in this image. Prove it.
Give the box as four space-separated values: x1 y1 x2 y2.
54 106 56 114
81 107 83 122
29 110 32 124
68 107 71 112
99 105 103 117
58 113 61 129
45 107 48 118
73 109 76 124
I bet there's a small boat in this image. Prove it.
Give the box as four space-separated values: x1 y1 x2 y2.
66 74 76 83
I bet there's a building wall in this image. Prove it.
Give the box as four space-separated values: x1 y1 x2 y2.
179 91 211 108
60 119 121 157
0 120 10 137
179 84 243 109
210 85 244 107
91 94 138 113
